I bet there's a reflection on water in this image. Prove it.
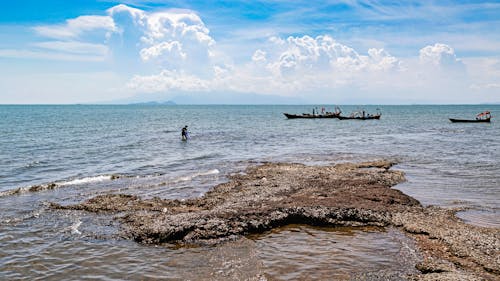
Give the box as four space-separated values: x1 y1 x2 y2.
0 203 421 281
251 225 421 280
0 234 264 281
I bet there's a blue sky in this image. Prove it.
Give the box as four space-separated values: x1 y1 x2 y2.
1 0 500 104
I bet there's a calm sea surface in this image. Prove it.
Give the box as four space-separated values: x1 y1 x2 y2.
0 104 498 279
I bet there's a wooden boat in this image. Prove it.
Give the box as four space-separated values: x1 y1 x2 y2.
449 117 490 123
284 106 342 119
283 112 339 119
449 111 491 123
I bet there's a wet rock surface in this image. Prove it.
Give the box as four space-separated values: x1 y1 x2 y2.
394 207 499 281
51 160 499 280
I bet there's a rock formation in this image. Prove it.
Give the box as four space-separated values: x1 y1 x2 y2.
51 160 499 280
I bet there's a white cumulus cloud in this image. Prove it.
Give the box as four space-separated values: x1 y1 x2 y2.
139 41 186 61
252 49 267 64
27 5 409 97
227 35 403 95
19 4 494 103
107 4 216 76
128 33 408 97
419 43 464 68
262 35 401 78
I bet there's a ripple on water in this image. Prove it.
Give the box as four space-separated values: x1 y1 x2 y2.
1 220 421 280
250 225 421 280
456 209 500 229
0 236 265 280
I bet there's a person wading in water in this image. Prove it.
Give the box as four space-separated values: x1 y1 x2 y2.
181 125 189 141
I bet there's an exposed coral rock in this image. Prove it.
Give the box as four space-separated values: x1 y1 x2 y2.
51 160 499 280
394 207 499 280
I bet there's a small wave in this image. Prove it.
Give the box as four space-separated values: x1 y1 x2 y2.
1 208 44 225
59 175 112 186
24 160 42 168
171 169 220 184
69 220 82 235
0 183 59 197
0 174 120 198
438 128 466 133
110 169 221 193
11 160 47 173
188 153 221 161
58 219 83 235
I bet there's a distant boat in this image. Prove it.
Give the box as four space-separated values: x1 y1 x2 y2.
284 106 341 119
283 112 340 119
449 118 490 123
337 108 381 120
449 111 491 123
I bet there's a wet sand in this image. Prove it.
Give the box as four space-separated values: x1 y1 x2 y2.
52 160 499 280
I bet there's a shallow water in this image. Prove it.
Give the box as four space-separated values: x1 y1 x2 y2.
0 104 498 279
251 225 420 280
1 218 420 280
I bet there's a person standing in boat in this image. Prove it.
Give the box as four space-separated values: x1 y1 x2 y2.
181 125 189 141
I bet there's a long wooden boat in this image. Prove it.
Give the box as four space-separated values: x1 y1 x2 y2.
449 117 490 123
337 114 381 120
283 112 340 119
449 111 491 123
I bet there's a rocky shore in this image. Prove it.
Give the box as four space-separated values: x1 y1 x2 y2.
51 160 499 280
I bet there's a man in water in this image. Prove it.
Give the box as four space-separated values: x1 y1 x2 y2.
181 125 188 141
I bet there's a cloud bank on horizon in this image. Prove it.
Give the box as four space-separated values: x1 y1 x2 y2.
0 1 499 104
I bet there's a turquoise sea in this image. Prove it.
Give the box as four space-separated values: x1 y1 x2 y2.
0 104 498 279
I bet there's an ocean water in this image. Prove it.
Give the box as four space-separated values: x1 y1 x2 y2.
0 104 498 279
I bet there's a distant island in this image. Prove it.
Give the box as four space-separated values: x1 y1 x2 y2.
130 101 176 105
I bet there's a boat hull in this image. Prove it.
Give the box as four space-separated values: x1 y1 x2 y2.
284 113 339 119
337 115 381 120
449 118 491 123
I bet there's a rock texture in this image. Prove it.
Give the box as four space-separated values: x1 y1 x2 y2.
51 160 499 280
394 207 499 281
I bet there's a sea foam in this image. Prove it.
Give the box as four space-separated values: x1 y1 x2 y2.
171 169 220 184
0 174 116 197
59 175 112 186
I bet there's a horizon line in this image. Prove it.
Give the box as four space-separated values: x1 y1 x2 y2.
0 103 498 106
